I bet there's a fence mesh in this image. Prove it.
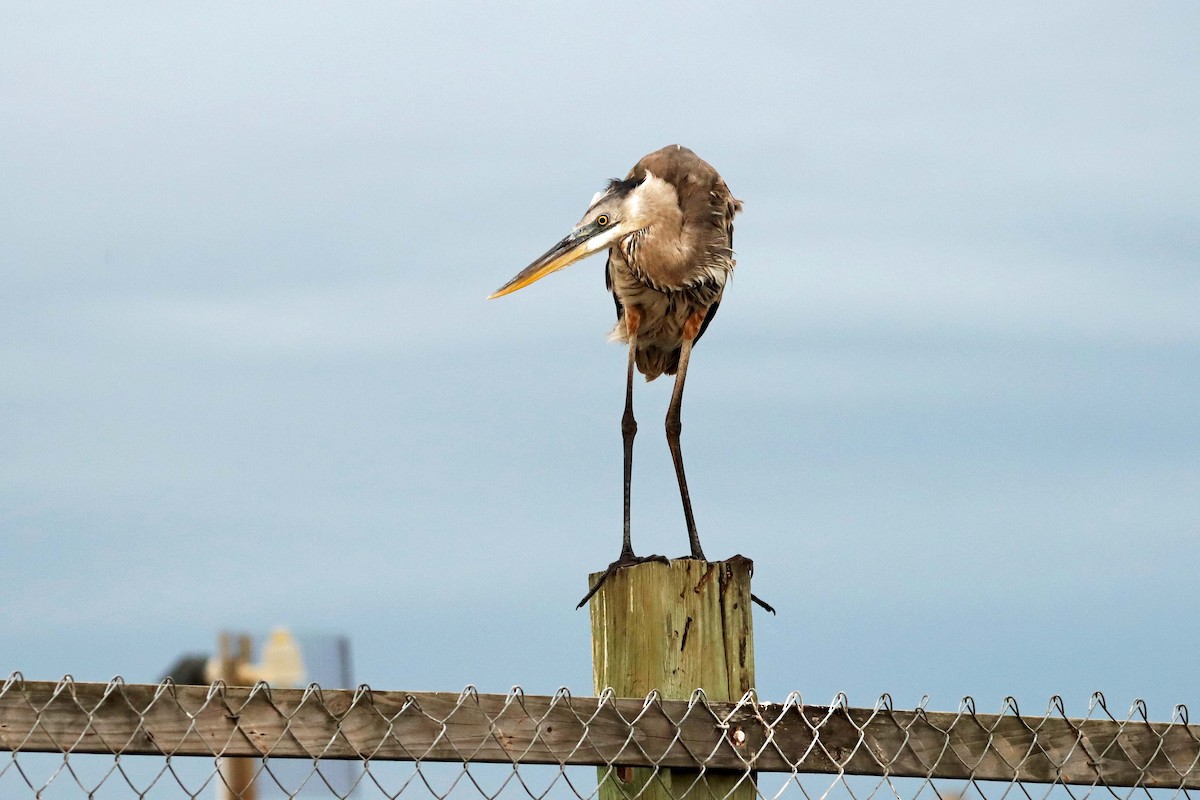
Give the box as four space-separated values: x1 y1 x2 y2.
2 674 1198 800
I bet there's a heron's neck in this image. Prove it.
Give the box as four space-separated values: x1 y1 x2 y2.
628 177 692 288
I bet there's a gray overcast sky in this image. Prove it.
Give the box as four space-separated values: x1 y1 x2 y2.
2 2 1198 716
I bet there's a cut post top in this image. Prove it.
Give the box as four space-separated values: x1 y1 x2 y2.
587 556 757 703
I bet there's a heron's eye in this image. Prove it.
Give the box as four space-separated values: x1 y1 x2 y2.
596 214 610 226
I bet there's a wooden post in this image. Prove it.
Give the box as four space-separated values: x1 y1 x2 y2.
589 557 756 800
216 632 258 800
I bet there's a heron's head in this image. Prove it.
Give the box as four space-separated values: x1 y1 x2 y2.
488 174 663 299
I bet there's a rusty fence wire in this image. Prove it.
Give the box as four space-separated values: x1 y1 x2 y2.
2 674 1199 800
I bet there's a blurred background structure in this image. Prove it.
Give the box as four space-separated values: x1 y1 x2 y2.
158 629 354 798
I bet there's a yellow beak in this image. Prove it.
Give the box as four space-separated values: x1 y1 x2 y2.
489 222 605 299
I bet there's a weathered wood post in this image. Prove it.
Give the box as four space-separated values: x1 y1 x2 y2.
216 632 258 800
589 557 757 800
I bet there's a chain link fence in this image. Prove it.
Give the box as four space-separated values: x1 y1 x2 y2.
2 674 1198 800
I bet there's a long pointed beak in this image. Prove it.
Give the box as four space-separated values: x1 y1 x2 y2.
489 222 605 299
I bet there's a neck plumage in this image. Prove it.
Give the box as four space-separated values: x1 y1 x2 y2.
625 174 694 289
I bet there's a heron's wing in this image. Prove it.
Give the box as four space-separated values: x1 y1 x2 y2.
606 251 624 321
694 187 738 345
693 295 721 344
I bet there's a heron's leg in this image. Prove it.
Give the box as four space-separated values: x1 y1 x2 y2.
619 324 638 558
576 310 668 610
667 311 708 561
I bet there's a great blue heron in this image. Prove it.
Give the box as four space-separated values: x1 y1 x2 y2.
490 145 743 607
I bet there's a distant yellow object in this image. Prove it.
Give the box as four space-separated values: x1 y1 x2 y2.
251 628 306 686
205 628 306 687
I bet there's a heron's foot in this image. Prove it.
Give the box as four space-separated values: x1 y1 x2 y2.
751 593 777 615
576 552 669 609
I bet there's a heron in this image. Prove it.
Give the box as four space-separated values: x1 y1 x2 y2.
490 145 743 608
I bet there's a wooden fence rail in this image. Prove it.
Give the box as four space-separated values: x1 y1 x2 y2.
2 679 1199 789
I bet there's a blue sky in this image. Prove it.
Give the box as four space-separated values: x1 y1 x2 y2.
2 2 1198 720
